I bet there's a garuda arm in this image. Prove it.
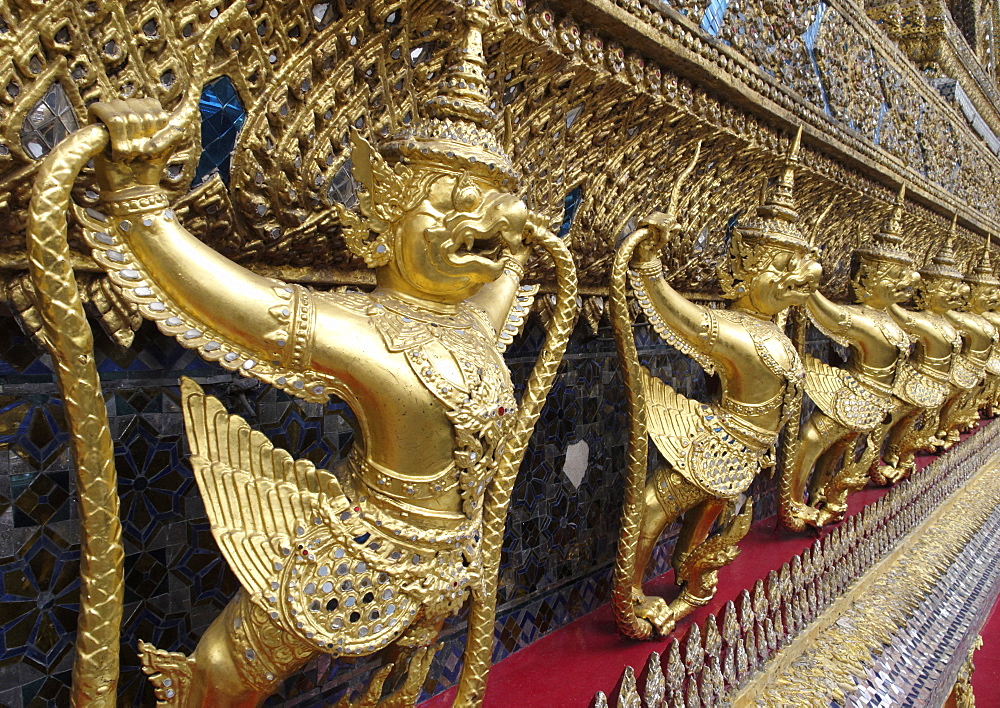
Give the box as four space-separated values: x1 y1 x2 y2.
805 290 855 349
630 256 720 377
83 101 366 404
82 102 534 402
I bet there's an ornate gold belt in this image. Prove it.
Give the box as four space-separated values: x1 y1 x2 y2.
717 411 777 451
349 449 459 501
720 388 783 417
346 451 468 531
852 370 894 398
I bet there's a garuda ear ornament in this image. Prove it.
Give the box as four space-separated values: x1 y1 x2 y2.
333 128 412 268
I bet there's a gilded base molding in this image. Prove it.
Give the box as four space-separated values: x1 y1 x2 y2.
596 421 1000 707
734 451 1000 705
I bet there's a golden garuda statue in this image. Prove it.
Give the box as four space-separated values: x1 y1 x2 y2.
778 186 916 530
610 128 821 639
25 2 577 706
882 228 966 478
978 246 1000 415
938 244 1000 438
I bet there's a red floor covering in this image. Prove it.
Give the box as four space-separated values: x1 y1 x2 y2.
974 601 1000 707
421 424 996 707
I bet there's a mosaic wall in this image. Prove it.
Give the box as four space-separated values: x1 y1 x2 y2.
0 290 840 706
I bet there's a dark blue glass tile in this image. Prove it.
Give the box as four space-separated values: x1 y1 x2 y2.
193 76 246 186
558 185 583 238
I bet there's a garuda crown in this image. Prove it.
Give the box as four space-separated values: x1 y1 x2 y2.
335 0 517 268
856 184 914 267
919 214 964 281
734 126 810 254
721 126 811 298
966 237 1000 287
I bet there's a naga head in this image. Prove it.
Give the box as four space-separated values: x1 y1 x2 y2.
851 184 917 308
720 126 822 317
334 0 527 303
915 215 966 313
964 237 1000 314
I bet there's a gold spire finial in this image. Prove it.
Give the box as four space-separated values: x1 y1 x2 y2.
424 0 496 128
380 0 517 184
856 184 912 266
761 125 802 222
735 125 808 251
886 183 905 238
919 213 963 280
665 141 702 221
967 235 1000 286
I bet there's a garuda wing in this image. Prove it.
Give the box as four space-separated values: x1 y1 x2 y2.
180 378 465 655
802 355 891 432
641 369 762 498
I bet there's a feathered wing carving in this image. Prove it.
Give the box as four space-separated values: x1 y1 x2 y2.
76 205 346 405
179 378 446 655
641 369 763 497
641 368 712 469
802 355 889 432
180 377 344 605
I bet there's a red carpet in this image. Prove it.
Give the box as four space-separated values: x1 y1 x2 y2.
974 602 1000 707
420 444 966 707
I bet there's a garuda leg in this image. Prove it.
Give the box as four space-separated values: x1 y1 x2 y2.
883 404 925 482
141 591 316 707
781 411 845 530
631 468 712 635
808 427 860 526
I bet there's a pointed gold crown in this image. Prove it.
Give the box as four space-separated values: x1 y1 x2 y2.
734 126 810 252
381 0 517 184
919 214 964 281
966 236 1000 287
856 184 913 266
336 0 515 267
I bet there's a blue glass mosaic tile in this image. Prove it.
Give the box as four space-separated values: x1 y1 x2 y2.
558 185 583 238
193 76 245 186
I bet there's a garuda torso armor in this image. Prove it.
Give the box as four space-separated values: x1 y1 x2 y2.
896 311 961 406
946 310 998 389
634 276 803 498
803 305 908 432
984 311 1000 376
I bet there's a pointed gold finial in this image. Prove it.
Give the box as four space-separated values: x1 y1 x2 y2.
424 0 496 128
665 140 702 221
887 183 906 236
759 125 802 223
856 184 912 266
735 126 809 252
919 213 962 280
967 234 999 286
381 0 517 184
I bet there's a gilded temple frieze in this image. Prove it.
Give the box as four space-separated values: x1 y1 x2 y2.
0 0 997 338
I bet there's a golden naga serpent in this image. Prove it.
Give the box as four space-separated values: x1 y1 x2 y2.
608 224 656 639
776 308 806 532
25 7 241 705
455 225 579 706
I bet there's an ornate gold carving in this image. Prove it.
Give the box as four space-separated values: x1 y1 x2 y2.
781 187 916 529
948 635 983 708
1 0 999 350
611 131 820 639
734 451 1000 706
25 3 578 705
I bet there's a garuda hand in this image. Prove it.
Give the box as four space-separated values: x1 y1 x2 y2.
632 211 678 265
88 98 178 195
